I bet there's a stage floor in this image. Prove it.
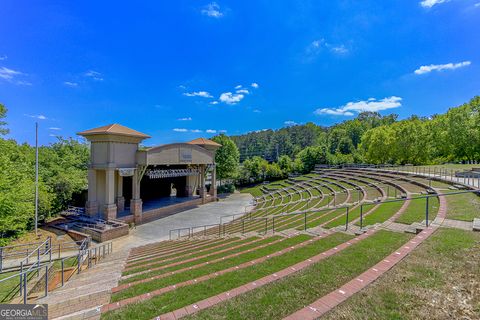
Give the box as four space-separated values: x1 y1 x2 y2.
117 196 201 218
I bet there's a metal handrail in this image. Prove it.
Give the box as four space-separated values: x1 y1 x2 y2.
0 241 112 304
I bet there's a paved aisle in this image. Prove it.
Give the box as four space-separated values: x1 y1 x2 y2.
112 193 253 251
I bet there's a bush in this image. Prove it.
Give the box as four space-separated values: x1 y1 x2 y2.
217 184 235 194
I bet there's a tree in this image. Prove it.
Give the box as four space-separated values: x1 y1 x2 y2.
211 134 240 183
0 103 9 135
296 146 328 173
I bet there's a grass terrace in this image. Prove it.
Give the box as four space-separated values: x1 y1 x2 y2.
184 230 411 320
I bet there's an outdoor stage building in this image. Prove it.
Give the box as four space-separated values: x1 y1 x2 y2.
78 124 220 224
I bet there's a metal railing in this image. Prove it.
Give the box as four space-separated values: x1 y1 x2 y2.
1 237 91 273
0 241 112 304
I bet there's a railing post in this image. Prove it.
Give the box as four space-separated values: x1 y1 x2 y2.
44 265 48 297
242 220 245 234
264 218 267 234
360 205 363 229
218 224 221 237
19 262 23 296
304 212 307 231
0 247 2 272
61 259 64 287
272 217 275 233
77 254 81 274
345 207 349 231
425 196 429 227
37 248 40 277
58 243 61 259
23 273 27 304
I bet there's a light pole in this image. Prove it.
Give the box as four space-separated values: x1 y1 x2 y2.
35 122 39 237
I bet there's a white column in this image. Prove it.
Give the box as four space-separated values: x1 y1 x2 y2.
131 168 143 224
85 168 98 216
116 172 125 212
104 169 117 220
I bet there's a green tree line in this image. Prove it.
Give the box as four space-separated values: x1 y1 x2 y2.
221 96 479 185
0 104 89 245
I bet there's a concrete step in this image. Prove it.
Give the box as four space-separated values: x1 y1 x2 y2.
473 218 480 232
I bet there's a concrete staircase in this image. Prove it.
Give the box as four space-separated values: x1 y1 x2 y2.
36 250 129 320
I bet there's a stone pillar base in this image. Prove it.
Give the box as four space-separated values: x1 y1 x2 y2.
116 196 125 212
131 199 143 224
103 204 117 221
85 201 98 217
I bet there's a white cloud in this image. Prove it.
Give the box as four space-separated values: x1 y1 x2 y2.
49 127 61 130
251 82 259 88
284 120 298 126
475 2 480 7
84 70 103 81
178 117 192 121
210 101 219 105
206 129 217 133
190 129 202 133
219 129 227 133
173 128 188 132
420 0 449 8
414 61 471 75
0 66 30 85
253 109 261 113
330 45 349 55
24 114 48 120
64 81 78 87
235 85 242 89
183 91 213 98
219 92 244 104
236 89 249 94
201 2 224 18
315 96 402 117
0 55 7 61
306 39 349 58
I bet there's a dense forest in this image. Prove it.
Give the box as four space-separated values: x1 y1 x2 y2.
0 104 89 244
229 96 480 183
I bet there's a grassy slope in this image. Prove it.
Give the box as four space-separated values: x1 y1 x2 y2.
395 196 439 225
323 228 480 320
445 192 480 221
111 235 307 302
186 230 410 320
102 233 353 320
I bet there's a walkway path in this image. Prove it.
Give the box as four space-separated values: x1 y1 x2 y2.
113 193 253 251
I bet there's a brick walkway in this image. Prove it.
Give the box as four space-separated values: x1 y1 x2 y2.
281 193 447 320
151 229 377 320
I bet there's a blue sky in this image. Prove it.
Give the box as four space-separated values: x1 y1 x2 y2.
0 0 479 146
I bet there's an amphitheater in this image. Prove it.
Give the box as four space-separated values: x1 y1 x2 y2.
4 165 480 319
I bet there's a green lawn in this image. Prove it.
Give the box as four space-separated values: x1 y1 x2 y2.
240 185 264 197
101 232 353 320
395 196 439 225
110 235 310 302
185 230 410 320
355 200 405 226
121 237 275 284
123 237 257 279
444 191 480 221
323 228 480 320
